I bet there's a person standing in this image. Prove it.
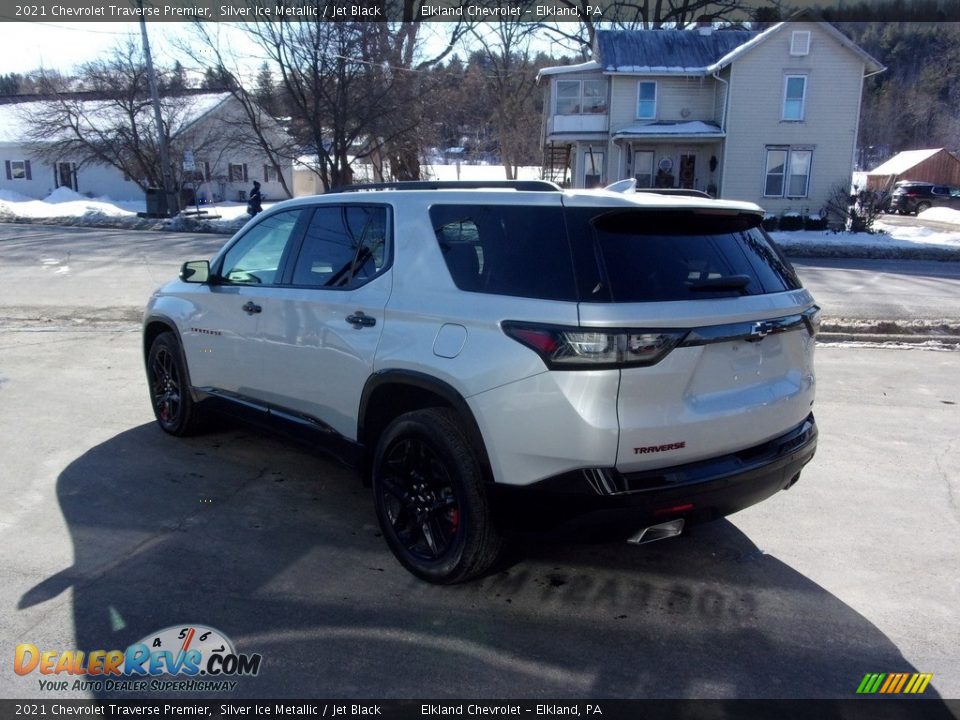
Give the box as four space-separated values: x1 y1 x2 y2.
247 180 263 216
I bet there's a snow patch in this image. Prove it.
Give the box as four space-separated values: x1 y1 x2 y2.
917 207 960 226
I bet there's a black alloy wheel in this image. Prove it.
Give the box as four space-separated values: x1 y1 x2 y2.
146 331 205 436
379 437 462 562
372 408 503 583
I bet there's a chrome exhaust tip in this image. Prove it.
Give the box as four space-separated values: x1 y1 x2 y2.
627 518 685 545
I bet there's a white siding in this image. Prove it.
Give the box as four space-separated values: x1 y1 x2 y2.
609 75 718 132
0 144 144 201
721 22 866 214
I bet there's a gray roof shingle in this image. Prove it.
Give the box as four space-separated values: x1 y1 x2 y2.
595 29 757 72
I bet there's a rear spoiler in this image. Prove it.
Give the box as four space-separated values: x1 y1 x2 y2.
605 178 712 199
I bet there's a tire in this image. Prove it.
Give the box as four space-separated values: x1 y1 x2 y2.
146 331 207 436
915 202 931 214
372 408 504 584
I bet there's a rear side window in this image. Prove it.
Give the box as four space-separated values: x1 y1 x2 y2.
566 209 801 302
430 204 576 301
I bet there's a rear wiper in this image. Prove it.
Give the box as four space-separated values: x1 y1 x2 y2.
687 274 752 291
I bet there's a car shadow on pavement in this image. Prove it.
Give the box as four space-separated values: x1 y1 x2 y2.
17 423 954 705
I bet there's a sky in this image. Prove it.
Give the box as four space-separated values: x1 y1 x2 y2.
1 22 163 74
0 20 532 81
0 21 265 77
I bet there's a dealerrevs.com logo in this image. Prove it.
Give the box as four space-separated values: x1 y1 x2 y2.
15 625 262 693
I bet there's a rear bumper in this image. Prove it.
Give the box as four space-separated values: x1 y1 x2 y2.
493 414 817 533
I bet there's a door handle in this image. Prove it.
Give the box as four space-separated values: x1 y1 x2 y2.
242 301 262 315
346 311 376 328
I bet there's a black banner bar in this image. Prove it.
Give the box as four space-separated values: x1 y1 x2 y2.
2 0 959 23
1 700 959 720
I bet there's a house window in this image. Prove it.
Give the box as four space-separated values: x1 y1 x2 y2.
764 147 812 198
5 160 31 180
634 150 654 187
264 164 280 183
790 31 811 56
555 79 606 115
637 81 657 120
228 163 247 183
782 76 806 121
583 149 604 188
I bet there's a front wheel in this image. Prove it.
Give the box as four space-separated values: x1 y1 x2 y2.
146 331 206 436
372 408 503 583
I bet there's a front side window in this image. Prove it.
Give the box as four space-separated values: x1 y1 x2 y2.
219 210 303 285
291 205 389 289
782 76 806 121
637 81 657 119
765 147 812 198
556 79 606 115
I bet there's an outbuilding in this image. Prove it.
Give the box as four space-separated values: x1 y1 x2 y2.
865 148 960 191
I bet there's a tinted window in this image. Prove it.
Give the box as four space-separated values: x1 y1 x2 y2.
430 205 576 301
220 210 302 285
292 205 389 288
566 209 801 303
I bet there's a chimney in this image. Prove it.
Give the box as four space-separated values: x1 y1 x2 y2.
696 18 713 35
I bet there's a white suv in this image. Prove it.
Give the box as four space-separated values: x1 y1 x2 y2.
144 181 818 583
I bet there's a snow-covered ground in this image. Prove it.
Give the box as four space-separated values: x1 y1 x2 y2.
3 186 960 256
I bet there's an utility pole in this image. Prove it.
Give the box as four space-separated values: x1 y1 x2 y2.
138 0 177 216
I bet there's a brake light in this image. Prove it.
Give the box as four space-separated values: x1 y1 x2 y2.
502 322 686 369
802 306 821 337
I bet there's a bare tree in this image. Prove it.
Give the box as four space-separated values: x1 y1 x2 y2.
470 8 544 179
184 1 470 189
19 43 222 194
179 24 300 197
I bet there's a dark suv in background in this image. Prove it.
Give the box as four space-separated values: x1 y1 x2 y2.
889 181 960 215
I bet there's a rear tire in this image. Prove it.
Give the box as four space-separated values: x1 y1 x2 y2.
372 408 504 584
146 331 207 436
915 201 931 214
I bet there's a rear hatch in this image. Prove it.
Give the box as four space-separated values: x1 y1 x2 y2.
564 204 818 473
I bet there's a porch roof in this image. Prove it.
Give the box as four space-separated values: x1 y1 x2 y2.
613 121 724 140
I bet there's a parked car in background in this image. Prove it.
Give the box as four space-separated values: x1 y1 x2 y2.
889 181 960 215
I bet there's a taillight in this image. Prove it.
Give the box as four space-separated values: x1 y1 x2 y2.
802 306 821 336
502 322 686 369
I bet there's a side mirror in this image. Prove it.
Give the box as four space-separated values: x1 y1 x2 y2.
179 260 210 283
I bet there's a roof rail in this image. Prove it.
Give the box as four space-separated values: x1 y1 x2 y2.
634 188 713 199
329 180 562 193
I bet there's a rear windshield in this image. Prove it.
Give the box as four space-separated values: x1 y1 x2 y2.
566 208 802 302
430 204 800 303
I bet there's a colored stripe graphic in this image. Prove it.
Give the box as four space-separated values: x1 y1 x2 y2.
857 673 932 694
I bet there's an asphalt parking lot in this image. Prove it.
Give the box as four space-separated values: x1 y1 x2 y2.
0 226 958 703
